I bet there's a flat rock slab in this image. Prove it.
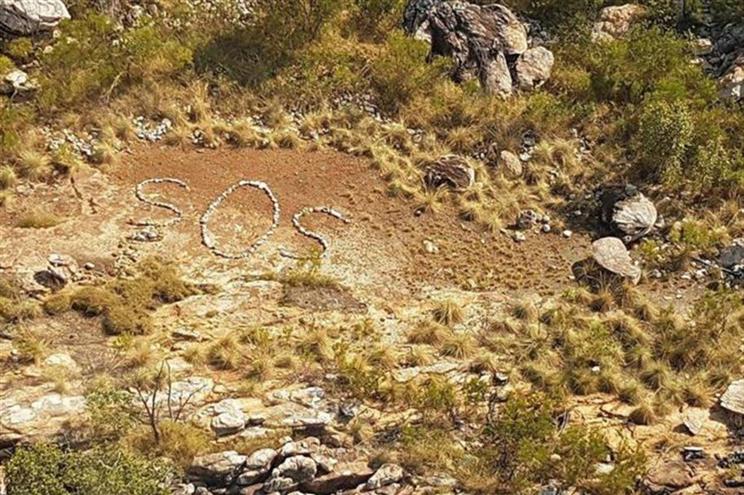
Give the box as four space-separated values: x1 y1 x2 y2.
721 379 744 416
592 237 641 283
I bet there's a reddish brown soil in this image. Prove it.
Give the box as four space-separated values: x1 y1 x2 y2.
113 145 591 295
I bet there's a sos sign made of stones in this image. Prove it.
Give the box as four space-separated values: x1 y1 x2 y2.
133 177 350 260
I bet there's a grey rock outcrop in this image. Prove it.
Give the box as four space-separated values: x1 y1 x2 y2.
599 184 657 242
704 23 744 102
188 451 247 487
0 0 69 35
366 463 404 490
403 0 553 96
264 456 317 492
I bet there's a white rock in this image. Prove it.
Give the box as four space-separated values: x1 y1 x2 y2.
515 46 555 90
721 379 744 416
0 0 70 35
366 463 404 490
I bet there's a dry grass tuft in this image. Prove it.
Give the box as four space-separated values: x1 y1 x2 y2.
432 299 465 326
16 209 64 229
0 165 17 190
408 320 452 347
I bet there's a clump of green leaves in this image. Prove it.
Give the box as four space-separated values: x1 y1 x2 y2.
38 14 191 111
370 31 451 112
636 99 693 184
6 443 172 495
401 392 645 495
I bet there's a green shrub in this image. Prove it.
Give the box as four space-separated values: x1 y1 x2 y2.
472 392 646 494
710 0 744 24
86 385 135 441
641 0 705 28
6 443 67 495
7 443 173 495
503 0 603 34
576 27 715 105
636 99 693 184
0 55 14 74
65 259 196 335
38 14 191 111
351 0 405 40
3 38 34 61
194 0 343 86
62 446 172 495
370 30 451 112
264 29 368 105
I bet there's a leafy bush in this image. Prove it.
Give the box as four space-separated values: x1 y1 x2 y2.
3 38 34 62
194 0 343 86
370 31 451 112
37 14 191 111
502 0 604 34
407 391 647 494
58 258 196 335
709 0 744 24
5 443 66 495
641 0 706 28
0 54 14 73
6 443 172 495
478 393 645 494
351 0 405 40
87 385 135 441
571 27 715 106
260 29 368 108
635 99 693 184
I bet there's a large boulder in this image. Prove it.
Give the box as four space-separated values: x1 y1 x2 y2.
592 237 642 284
719 53 744 102
721 379 744 416
599 184 657 242
591 4 646 42
703 23 744 102
0 0 70 36
188 451 246 487
403 0 552 96
515 46 554 90
264 455 317 493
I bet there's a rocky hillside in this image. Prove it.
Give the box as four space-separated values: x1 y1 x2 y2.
0 1 743 494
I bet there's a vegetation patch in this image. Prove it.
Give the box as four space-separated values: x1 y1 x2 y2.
44 257 197 335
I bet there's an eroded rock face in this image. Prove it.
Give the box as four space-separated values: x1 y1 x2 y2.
0 0 70 36
592 237 641 284
403 0 553 96
0 387 86 446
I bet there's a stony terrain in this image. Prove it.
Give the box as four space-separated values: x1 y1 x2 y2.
0 0 744 494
